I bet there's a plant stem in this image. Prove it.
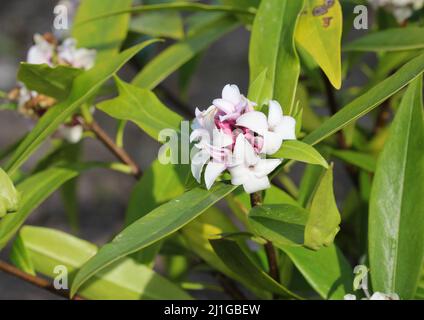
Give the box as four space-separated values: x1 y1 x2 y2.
249 192 280 284
81 119 142 179
0 260 83 300
215 273 247 300
323 74 359 187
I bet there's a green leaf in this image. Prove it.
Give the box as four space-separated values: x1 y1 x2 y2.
10 233 35 275
249 0 304 111
97 77 183 141
369 76 424 299
180 206 271 297
12 226 191 299
132 15 237 89
344 27 424 52
125 161 188 266
72 0 133 61
303 52 424 146
0 164 90 249
279 244 353 300
75 2 254 26
17 64 83 100
210 238 303 299
247 68 268 104
331 149 376 172
130 11 184 40
304 165 341 250
295 0 343 89
272 140 329 168
5 40 159 177
0 168 19 218
70 183 237 297
248 204 309 247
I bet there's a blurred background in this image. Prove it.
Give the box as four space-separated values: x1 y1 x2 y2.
0 0 368 299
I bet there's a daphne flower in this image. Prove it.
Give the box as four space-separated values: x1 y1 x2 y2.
27 34 55 65
236 100 296 155
58 38 96 70
368 0 424 23
370 292 400 300
228 135 281 194
344 292 400 300
213 84 255 121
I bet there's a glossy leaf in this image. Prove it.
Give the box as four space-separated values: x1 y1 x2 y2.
345 27 424 52
130 12 184 39
75 2 254 25
0 168 19 218
295 0 343 89
5 40 159 176
369 77 424 299
303 52 424 146
0 164 90 249
331 149 376 172
12 226 191 299
125 161 188 266
304 165 341 250
249 0 304 110
17 63 82 100
97 77 183 140
71 183 237 297
279 244 353 300
210 238 303 299
132 15 237 89
249 204 309 247
72 0 133 61
272 140 329 168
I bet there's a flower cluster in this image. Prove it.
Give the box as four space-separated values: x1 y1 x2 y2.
344 292 400 300
9 33 96 143
190 85 296 194
368 0 424 23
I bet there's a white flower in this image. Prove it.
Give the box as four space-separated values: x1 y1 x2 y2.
368 0 424 23
59 124 83 144
213 84 255 121
27 34 55 65
344 294 357 300
228 135 281 194
370 292 400 300
58 38 96 70
236 100 296 155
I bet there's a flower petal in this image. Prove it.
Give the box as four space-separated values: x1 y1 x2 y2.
233 134 259 167
222 84 241 105
212 129 233 148
228 165 249 186
262 131 283 155
213 98 235 114
204 161 227 189
275 116 296 140
191 149 210 183
268 100 283 129
254 158 282 178
236 111 269 135
242 175 271 194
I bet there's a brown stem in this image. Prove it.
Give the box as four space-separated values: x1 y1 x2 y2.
215 273 247 300
323 74 359 187
0 260 83 300
250 192 280 285
82 119 142 179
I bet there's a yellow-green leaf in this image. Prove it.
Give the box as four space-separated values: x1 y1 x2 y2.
295 0 342 89
304 165 341 250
